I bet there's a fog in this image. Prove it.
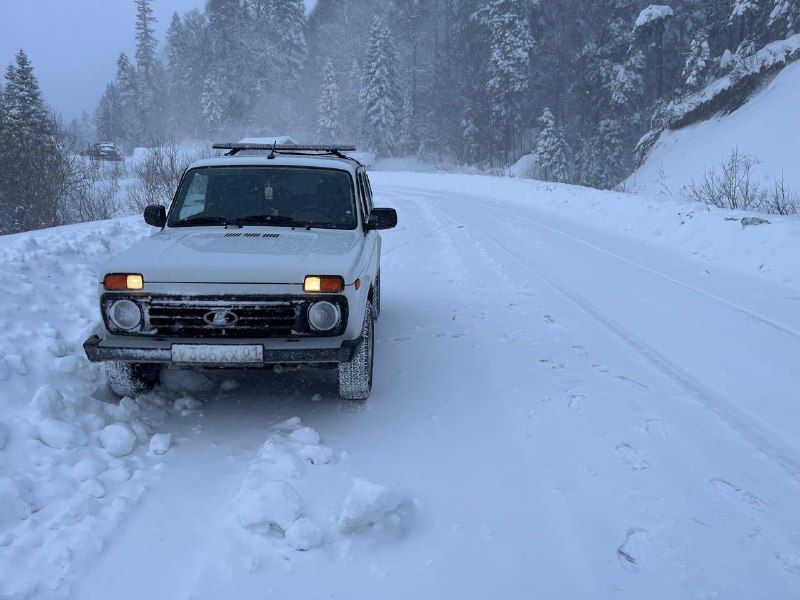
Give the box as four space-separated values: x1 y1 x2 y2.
0 0 317 121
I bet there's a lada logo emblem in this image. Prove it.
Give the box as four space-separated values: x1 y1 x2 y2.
204 310 239 328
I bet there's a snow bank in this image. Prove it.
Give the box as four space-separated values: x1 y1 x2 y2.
631 59 800 208
0 217 177 597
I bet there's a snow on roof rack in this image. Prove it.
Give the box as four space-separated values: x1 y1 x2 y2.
212 143 357 157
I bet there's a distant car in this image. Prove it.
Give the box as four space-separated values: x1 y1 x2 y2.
87 142 122 162
83 143 397 401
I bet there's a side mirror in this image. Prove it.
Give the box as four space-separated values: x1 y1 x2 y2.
144 205 167 228
365 208 397 231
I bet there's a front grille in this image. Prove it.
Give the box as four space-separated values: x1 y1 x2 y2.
147 297 301 338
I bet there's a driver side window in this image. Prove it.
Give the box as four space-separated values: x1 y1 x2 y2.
179 172 208 219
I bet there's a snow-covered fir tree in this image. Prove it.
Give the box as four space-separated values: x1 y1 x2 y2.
273 0 308 90
535 108 570 184
317 60 341 143
360 17 399 157
135 0 158 78
580 118 626 189
202 73 225 134
0 51 65 233
682 31 712 91
477 0 534 161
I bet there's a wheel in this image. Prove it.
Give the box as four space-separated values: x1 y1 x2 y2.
105 361 160 398
372 271 381 319
338 302 374 401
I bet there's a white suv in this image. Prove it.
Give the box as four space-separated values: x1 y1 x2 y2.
83 144 397 401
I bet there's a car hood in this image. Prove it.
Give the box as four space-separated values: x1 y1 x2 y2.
104 227 364 284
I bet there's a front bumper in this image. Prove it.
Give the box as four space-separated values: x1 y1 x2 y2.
83 334 361 366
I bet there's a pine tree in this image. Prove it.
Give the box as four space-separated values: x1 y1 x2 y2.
113 53 140 145
579 118 626 190
202 73 225 135
273 0 308 88
535 108 570 183
360 17 399 157
317 60 341 143
135 0 158 78
477 0 534 162
682 31 712 91
0 51 65 232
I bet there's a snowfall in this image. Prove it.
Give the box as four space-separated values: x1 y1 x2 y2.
3 72 800 600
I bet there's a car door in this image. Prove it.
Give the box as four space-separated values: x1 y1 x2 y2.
357 169 380 282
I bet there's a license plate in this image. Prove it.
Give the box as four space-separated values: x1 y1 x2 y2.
172 344 263 364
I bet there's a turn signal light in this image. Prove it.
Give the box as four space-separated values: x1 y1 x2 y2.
104 273 144 291
304 275 344 293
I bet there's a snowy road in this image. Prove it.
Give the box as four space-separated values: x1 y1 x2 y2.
3 174 800 599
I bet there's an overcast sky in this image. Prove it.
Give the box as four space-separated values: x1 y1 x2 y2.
0 0 317 122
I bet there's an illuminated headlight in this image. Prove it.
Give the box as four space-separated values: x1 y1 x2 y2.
108 299 142 331
307 301 341 332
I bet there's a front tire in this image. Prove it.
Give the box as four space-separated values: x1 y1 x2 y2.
105 361 160 398
338 302 374 401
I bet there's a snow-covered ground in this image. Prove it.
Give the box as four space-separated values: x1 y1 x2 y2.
632 59 800 203
2 173 800 598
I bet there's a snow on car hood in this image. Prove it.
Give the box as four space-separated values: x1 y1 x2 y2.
104 227 364 284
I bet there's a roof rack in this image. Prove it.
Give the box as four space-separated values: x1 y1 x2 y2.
212 143 357 158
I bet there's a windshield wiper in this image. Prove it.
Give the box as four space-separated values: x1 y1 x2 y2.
233 214 310 228
172 215 231 227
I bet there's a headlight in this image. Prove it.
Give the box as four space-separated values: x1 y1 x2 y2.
304 275 344 293
108 299 142 331
307 301 341 332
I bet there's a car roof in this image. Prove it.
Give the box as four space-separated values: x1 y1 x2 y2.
188 154 361 175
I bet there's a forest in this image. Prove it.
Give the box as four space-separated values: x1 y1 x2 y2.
1 0 798 234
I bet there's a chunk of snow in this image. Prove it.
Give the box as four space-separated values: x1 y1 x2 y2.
288 426 320 445
149 433 172 455
635 5 674 30
234 480 303 532
37 418 87 449
100 423 138 457
174 396 203 412
337 479 409 532
0 421 8 450
285 517 323 551
30 385 65 418
72 457 108 482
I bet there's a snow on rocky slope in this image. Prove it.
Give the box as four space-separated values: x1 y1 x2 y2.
2 172 800 598
631 59 800 204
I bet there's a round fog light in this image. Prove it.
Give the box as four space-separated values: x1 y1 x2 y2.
308 301 341 332
109 299 142 331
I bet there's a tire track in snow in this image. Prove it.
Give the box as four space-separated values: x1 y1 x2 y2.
410 191 800 481
380 185 800 345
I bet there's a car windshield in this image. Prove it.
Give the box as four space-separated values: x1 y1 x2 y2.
169 166 357 230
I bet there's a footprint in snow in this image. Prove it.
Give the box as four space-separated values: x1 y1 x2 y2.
710 478 768 513
645 419 668 441
617 528 650 573
571 345 589 358
539 358 566 370
543 315 565 328
616 444 649 471
568 393 588 415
